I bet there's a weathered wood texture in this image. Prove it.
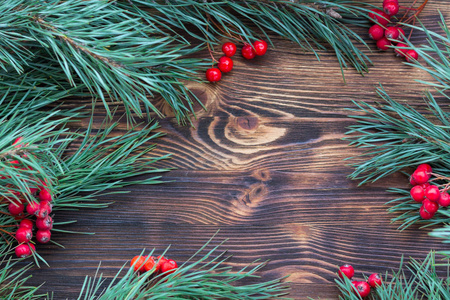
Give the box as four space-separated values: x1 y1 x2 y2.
23 1 450 299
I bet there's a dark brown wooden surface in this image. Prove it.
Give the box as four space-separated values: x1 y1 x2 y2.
23 2 450 299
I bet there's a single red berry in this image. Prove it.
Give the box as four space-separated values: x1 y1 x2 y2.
409 175 418 185
368 273 382 288
8 202 24 215
39 189 52 202
338 264 354 279
36 229 51 244
417 164 432 173
218 56 233 73
15 244 32 258
420 205 434 219
206 68 222 82
16 227 33 243
412 169 430 184
253 40 268 56
144 256 157 272
439 192 450 207
12 136 24 147
405 50 419 62
131 255 146 272
410 185 425 202
354 281 371 298
383 1 399 16
36 215 53 230
425 185 441 202
242 44 256 60
422 182 431 189
222 42 237 57
369 25 385 41
19 219 34 230
395 43 408 57
383 0 398 4
160 259 178 275
26 201 39 215
376 37 391 51
36 201 52 219
29 187 39 194
385 27 400 40
423 199 439 214
368 9 390 26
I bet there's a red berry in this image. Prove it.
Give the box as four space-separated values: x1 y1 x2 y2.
16 227 32 243
8 202 24 215
369 25 385 41
405 50 419 62
12 136 24 147
160 259 178 275
425 185 440 202
420 205 434 219
368 273 382 288
242 44 256 60
395 43 408 57
218 56 233 73
15 244 32 258
253 40 268 56
423 199 439 214
338 264 354 279
410 185 425 202
385 27 400 40
130 255 146 272
39 189 52 202
376 37 391 51
439 192 450 207
36 229 51 244
206 68 222 82
422 182 431 189
417 164 432 173
222 42 237 57
36 201 52 219
19 219 34 230
383 0 398 4
144 256 157 272
383 1 399 16
368 9 390 26
412 169 430 184
354 281 371 298
26 201 39 215
409 175 417 185
36 215 53 230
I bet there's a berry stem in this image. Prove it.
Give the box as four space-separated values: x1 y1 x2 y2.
0 227 15 238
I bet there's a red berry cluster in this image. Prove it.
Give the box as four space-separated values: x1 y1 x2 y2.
206 40 268 83
368 0 418 62
131 254 178 276
409 164 450 220
1 137 54 258
338 264 382 298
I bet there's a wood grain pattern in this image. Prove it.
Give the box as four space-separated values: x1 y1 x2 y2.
19 2 450 299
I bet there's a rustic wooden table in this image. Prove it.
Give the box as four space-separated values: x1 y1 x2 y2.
23 2 449 299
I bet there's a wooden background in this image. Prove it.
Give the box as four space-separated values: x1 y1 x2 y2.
23 1 450 299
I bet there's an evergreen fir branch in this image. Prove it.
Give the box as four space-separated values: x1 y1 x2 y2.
77 237 290 299
127 0 373 78
345 86 450 185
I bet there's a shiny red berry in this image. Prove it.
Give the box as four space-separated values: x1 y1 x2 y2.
144 256 157 272
19 219 34 230
410 185 425 202
36 215 53 230
26 201 39 215
395 43 408 57
417 164 432 173
412 169 430 184
376 37 391 51
338 264 354 279
368 273 382 288
39 189 52 202
37 201 52 219
36 229 51 244
218 56 233 73
423 199 439 214
354 281 371 298
160 259 178 275
368 9 390 26
405 50 419 62
253 40 268 56
15 244 33 258
222 42 237 57
383 1 399 16
369 25 385 41
420 205 434 219
242 44 256 60
385 27 400 40
130 255 146 272
439 192 450 207
16 227 32 243
206 68 222 82
425 185 440 202
8 202 24 215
